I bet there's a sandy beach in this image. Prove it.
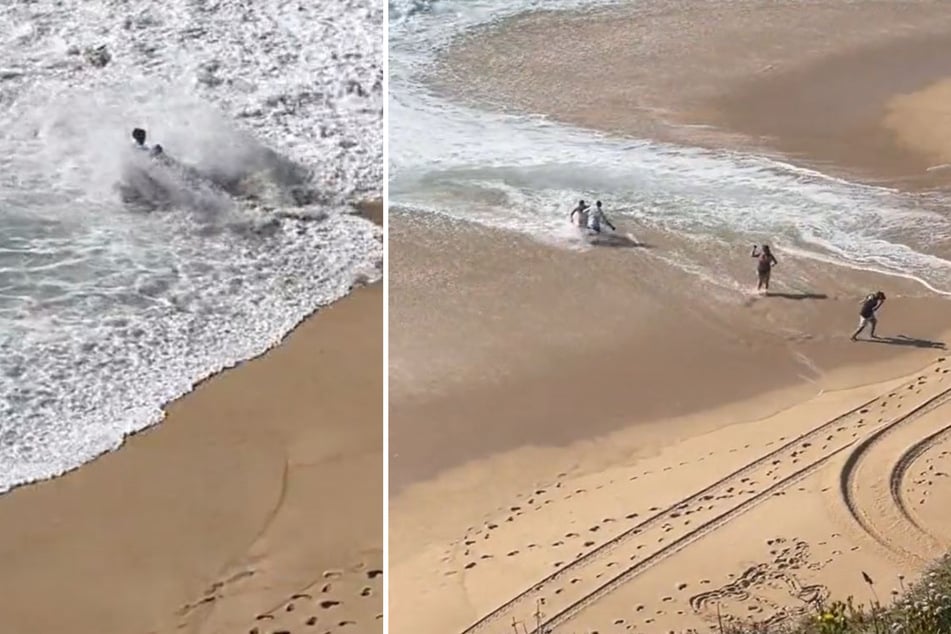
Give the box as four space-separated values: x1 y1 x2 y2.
390 3 951 633
436 1 951 190
0 203 382 634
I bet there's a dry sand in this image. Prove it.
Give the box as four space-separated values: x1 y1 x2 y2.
0 203 383 634
392 358 951 634
390 4 951 633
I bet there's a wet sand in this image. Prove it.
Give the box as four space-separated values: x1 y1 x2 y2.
0 203 382 634
390 210 951 634
436 0 951 189
391 4 951 633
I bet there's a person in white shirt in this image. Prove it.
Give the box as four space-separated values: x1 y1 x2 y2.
587 200 616 234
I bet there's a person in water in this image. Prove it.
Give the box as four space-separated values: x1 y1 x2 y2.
587 200 616 234
131 128 167 158
132 127 150 151
751 244 778 292
570 199 590 227
851 291 886 341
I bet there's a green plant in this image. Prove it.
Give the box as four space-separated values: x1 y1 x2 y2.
708 553 951 634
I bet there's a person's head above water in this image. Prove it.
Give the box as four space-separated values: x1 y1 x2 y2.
132 128 147 145
578 199 585 206
596 200 602 208
762 244 772 255
150 144 164 157
876 291 886 300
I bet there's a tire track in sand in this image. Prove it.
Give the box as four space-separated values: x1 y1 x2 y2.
460 359 949 634
892 423 951 544
839 364 951 564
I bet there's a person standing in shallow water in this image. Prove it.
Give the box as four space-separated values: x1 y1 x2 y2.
587 200 616 234
851 291 886 341
751 244 778 293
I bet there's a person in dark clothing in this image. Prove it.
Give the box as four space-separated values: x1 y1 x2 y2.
851 291 886 341
751 244 778 292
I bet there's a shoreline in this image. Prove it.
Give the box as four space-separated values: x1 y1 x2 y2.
435 2 951 191
390 5 951 630
390 211 951 492
0 200 382 634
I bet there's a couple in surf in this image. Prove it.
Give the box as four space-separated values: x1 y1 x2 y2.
751 243 887 341
132 127 167 160
122 127 228 212
569 199 616 234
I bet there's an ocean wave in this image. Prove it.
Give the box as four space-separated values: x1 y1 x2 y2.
0 0 381 493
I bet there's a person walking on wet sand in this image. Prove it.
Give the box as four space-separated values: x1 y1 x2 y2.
751 244 778 292
851 291 886 341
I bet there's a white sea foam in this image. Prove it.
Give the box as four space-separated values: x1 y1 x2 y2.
388 0 951 295
0 0 381 493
